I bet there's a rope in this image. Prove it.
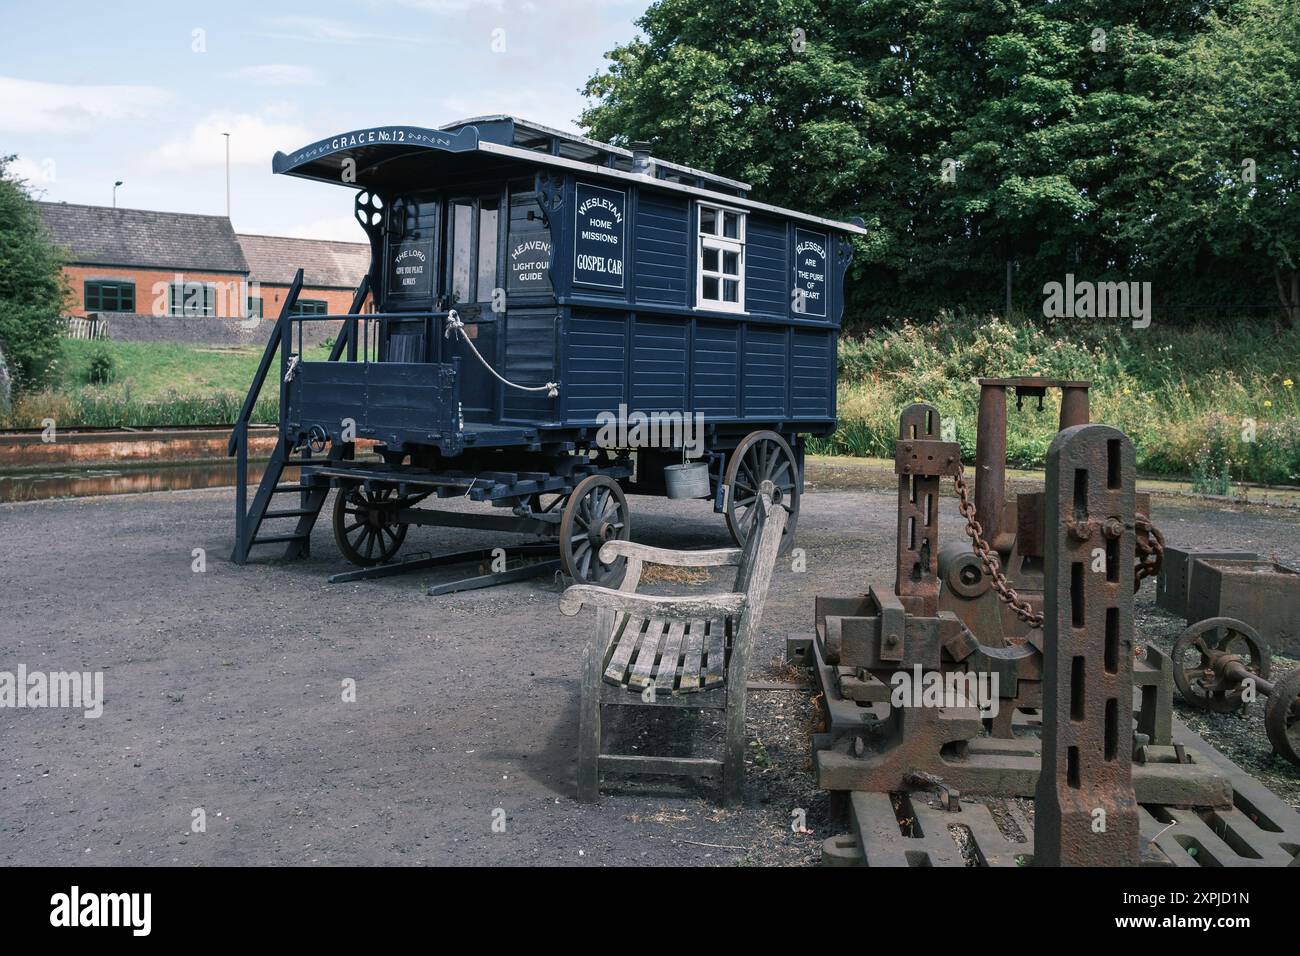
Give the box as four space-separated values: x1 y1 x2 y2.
444 310 559 398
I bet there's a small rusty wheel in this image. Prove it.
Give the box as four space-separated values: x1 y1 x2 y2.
1264 668 1300 767
332 484 409 566
559 474 630 586
725 430 800 555
1170 617 1270 713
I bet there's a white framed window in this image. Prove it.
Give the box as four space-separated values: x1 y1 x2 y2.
696 202 745 313
169 282 218 317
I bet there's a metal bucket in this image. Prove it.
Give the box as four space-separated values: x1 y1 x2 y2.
664 461 711 499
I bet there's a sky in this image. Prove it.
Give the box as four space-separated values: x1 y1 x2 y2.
0 0 648 240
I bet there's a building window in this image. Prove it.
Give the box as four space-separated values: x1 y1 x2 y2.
697 203 745 313
291 299 328 316
247 297 263 320
84 280 135 313
169 282 218 317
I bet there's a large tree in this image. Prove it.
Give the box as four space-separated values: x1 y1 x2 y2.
0 155 67 392
1117 0 1300 323
580 0 1256 322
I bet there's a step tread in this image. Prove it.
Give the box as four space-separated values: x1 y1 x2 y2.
262 508 318 519
251 532 311 545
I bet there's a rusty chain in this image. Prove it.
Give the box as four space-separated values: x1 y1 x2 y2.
951 465 1045 628
950 464 1167 630
1134 512 1165 586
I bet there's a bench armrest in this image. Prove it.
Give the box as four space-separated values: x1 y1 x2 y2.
598 540 742 568
560 585 747 621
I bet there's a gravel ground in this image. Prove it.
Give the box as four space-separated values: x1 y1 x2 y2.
1 459 1297 866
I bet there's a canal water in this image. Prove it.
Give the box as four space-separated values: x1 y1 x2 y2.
0 462 296 504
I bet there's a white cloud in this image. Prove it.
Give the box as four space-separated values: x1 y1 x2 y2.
0 76 173 133
258 15 424 45
149 111 311 172
229 64 323 86
8 155 58 185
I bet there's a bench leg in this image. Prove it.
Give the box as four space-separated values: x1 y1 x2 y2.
577 609 613 803
722 684 746 806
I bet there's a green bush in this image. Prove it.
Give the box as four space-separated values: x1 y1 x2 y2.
86 348 116 385
811 314 1300 485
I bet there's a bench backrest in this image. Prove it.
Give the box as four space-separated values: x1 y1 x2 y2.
731 492 787 638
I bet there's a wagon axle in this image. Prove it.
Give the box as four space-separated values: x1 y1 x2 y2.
1171 617 1300 766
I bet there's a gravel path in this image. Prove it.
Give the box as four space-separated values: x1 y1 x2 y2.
1 463 1297 865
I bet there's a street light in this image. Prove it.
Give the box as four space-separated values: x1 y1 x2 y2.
112 180 123 209
222 132 230 219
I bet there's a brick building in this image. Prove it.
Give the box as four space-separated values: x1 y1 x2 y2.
36 202 369 324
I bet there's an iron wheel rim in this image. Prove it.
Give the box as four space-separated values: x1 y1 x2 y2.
332 484 409 566
725 430 799 555
559 474 630 586
1171 617 1269 713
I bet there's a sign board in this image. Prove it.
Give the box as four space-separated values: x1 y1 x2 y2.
793 228 828 317
386 238 434 298
572 183 626 290
508 231 553 294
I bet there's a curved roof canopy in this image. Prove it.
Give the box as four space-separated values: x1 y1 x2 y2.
273 117 867 235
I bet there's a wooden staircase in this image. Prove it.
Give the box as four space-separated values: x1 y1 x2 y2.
230 269 369 564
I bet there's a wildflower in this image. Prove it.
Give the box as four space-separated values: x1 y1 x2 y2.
1285 379 1294 389
1264 400 1273 408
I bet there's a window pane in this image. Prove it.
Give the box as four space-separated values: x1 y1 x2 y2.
477 200 498 300
722 250 739 276
703 276 719 300
723 279 739 302
122 285 135 311
703 247 719 272
723 212 740 239
700 206 717 235
451 201 473 303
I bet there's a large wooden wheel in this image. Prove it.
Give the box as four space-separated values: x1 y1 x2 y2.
559 474 630 586
332 484 409 566
724 430 799 555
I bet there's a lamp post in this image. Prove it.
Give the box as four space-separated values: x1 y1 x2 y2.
222 132 230 219
112 180 123 209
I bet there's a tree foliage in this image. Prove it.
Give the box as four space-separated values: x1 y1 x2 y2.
0 155 67 391
580 0 1295 324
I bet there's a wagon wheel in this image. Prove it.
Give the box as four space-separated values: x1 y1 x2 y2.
559 474 630 587
724 430 799 555
1170 617 1270 713
332 484 410 566
1264 667 1300 767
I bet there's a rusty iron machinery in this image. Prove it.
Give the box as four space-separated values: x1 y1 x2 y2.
936 377 1163 650
1033 423 1141 866
1170 617 1300 767
804 402 1227 811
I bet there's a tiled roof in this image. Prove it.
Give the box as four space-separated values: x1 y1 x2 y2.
36 201 249 273
236 233 370 289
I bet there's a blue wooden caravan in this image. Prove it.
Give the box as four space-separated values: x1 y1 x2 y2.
230 116 865 586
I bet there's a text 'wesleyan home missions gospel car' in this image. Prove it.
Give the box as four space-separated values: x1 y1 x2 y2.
230 116 865 586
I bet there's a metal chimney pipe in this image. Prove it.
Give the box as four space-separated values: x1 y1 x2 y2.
630 142 652 174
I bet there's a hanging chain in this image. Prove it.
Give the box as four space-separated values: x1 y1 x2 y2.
1134 512 1165 586
951 465 1045 628
950 465 1168 630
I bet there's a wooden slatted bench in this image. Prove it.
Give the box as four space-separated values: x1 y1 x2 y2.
560 487 786 804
